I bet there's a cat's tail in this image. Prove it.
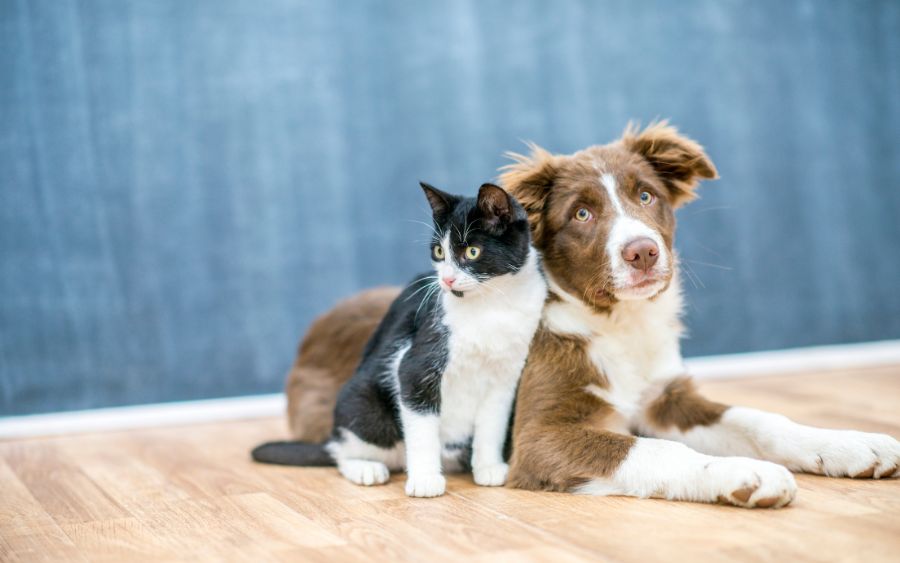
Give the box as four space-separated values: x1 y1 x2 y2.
251 440 335 466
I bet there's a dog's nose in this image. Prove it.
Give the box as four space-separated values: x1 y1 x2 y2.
622 238 659 271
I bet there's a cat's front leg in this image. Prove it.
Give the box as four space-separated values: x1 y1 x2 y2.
471 384 517 486
396 346 448 498
399 405 446 497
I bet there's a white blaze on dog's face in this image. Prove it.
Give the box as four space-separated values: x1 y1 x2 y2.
598 171 671 300
500 122 717 309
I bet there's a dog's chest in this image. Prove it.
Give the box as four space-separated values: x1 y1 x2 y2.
585 314 683 420
543 287 685 422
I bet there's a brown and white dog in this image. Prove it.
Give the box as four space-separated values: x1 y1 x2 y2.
285 123 900 508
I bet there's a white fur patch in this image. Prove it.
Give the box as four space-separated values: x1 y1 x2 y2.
437 249 546 448
327 427 406 486
606 216 669 297
574 437 797 508
600 173 624 214
544 276 685 422
337 459 391 486
436 233 479 293
598 171 669 299
399 405 446 497
648 407 900 479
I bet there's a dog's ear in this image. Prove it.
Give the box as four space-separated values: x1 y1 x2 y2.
499 143 558 245
620 121 718 207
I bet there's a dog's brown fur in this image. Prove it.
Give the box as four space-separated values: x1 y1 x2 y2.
286 286 399 441
644 377 728 432
505 324 635 491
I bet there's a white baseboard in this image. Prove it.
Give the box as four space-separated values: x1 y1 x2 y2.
0 394 285 440
685 339 900 380
2 339 898 440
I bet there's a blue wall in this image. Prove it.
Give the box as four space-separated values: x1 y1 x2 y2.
2 0 899 415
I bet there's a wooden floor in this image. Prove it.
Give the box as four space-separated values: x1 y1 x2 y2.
2 367 899 562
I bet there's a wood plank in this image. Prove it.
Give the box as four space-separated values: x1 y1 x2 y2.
1 369 898 562
1 440 131 527
0 461 86 562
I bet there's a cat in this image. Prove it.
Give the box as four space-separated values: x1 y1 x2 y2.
252 181 548 497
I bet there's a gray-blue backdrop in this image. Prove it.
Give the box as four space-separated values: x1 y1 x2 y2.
3 0 899 416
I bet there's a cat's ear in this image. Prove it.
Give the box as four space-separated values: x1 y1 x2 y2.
477 183 513 233
420 181 459 217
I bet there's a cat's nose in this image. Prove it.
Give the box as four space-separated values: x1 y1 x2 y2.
442 276 456 288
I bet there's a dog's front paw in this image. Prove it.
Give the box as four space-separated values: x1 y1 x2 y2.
706 458 797 508
473 463 508 487
405 473 446 498
802 431 900 479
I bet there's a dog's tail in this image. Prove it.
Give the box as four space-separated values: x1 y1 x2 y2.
251 440 335 466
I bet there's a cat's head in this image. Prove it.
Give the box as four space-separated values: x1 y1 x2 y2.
420 182 531 298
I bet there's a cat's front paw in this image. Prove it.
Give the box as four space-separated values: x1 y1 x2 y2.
473 463 509 487
796 430 900 479
405 473 446 497
337 460 390 486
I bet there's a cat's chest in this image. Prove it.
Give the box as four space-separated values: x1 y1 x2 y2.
440 285 544 354
437 319 533 444
435 291 544 443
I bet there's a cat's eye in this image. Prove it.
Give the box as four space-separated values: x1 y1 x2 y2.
433 245 445 260
465 246 481 260
639 191 655 206
574 208 593 222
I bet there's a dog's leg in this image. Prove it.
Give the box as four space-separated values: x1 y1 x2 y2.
575 436 797 508
510 423 796 508
639 376 900 479
509 385 796 508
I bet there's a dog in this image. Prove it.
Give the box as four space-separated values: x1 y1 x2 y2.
283 122 900 507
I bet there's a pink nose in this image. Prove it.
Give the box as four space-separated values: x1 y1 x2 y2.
621 237 659 272
442 276 456 287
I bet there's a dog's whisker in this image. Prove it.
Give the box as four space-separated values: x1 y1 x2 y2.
684 259 733 271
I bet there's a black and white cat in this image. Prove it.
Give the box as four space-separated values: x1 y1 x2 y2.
252 182 547 497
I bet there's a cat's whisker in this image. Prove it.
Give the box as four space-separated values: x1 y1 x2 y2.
414 282 441 323
405 277 441 301
405 219 442 240
462 217 474 244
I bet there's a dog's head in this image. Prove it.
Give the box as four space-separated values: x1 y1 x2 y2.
500 122 717 309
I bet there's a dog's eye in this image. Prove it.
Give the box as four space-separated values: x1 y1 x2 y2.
433 245 445 260
465 246 481 260
574 208 593 222
640 191 655 206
